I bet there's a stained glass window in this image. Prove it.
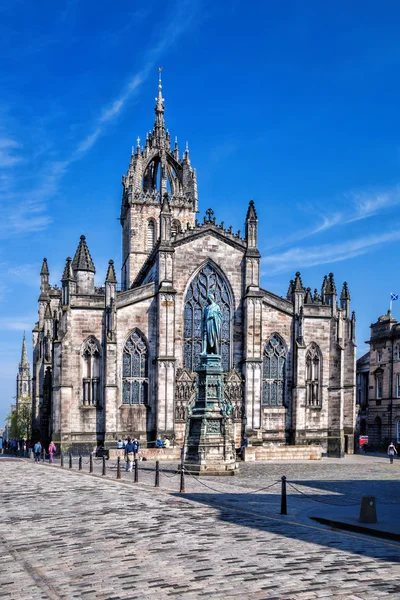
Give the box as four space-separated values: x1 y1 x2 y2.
122 330 149 404
305 343 321 406
262 335 286 406
184 263 231 372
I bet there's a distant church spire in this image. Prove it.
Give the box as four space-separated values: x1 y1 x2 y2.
16 332 31 403
20 331 29 368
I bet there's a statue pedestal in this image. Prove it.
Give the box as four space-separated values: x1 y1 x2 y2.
184 354 239 476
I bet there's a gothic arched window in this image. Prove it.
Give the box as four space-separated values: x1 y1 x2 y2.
305 343 322 406
184 263 231 372
262 334 286 406
81 337 101 406
122 330 149 404
147 219 156 251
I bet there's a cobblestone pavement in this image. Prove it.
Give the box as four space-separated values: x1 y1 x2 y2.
0 457 400 600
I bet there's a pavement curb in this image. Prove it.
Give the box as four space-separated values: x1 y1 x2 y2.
310 516 400 542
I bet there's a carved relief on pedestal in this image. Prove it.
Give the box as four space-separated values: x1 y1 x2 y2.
223 368 244 421
174 367 196 421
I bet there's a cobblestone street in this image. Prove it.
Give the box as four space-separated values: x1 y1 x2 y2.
1 456 400 599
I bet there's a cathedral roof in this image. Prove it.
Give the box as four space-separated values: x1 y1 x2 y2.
72 236 96 273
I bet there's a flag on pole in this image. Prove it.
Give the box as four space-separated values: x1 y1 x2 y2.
391 293 398 301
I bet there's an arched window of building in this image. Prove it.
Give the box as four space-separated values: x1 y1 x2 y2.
305 343 322 406
147 219 156 251
171 219 181 236
122 330 149 404
81 337 101 406
262 334 286 406
395 344 400 360
184 263 231 372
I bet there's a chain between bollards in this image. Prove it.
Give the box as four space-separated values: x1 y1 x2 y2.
69 453 72 469
155 460 160 487
102 455 106 476
117 456 121 479
134 459 139 483
60 453 64 468
280 476 287 515
90 453 93 473
78 454 82 470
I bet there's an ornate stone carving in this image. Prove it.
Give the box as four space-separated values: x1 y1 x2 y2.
174 368 196 421
224 369 244 421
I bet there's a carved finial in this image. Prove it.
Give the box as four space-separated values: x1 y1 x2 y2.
205 208 214 221
158 66 163 89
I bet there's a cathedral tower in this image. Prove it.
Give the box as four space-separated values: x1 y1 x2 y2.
120 69 198 288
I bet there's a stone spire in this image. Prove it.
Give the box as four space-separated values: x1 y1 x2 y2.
340 281 351 317
340 281 350 301
72 235 96 273
20 332 29 368
61 257 74 281
304 287 313 304
154 66 165 140
324 273 337 315
105 260 117 283
293 271 304 292
16 332 31 403
40 258 49 275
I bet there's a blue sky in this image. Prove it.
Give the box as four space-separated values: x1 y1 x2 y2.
1 0 400 423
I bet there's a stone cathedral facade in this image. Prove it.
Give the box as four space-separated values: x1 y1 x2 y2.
32 77 356 456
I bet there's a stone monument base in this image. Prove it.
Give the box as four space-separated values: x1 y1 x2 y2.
183 353 239 476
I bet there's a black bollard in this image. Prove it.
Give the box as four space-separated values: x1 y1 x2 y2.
102 455 106 476
69 453 72 469
79 454 82 470
134 459 138 483
155 460 160 487
117 456 121 480
180 466 185 494
89 453 93 473
280 476 287 515
60 453 64 468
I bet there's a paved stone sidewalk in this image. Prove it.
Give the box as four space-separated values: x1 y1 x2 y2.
0 459 399 600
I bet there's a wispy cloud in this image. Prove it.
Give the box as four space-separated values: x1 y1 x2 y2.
0 316 36 331
264 184 400 252
0 0 200 239
0 136 22 167
261 229 400 274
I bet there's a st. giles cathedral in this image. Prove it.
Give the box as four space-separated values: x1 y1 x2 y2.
32 72 356 457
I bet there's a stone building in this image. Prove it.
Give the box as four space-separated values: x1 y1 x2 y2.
32 75 357 456
16 333 31 408
356 312 400 448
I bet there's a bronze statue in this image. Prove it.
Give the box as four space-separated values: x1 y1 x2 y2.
201 294 222 355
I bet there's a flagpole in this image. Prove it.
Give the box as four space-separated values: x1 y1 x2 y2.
390 292 393 315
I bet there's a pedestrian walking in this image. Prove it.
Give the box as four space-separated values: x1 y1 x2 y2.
48 441 57 463
34 441 42 463
124 437 135 472
388 441 397 464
